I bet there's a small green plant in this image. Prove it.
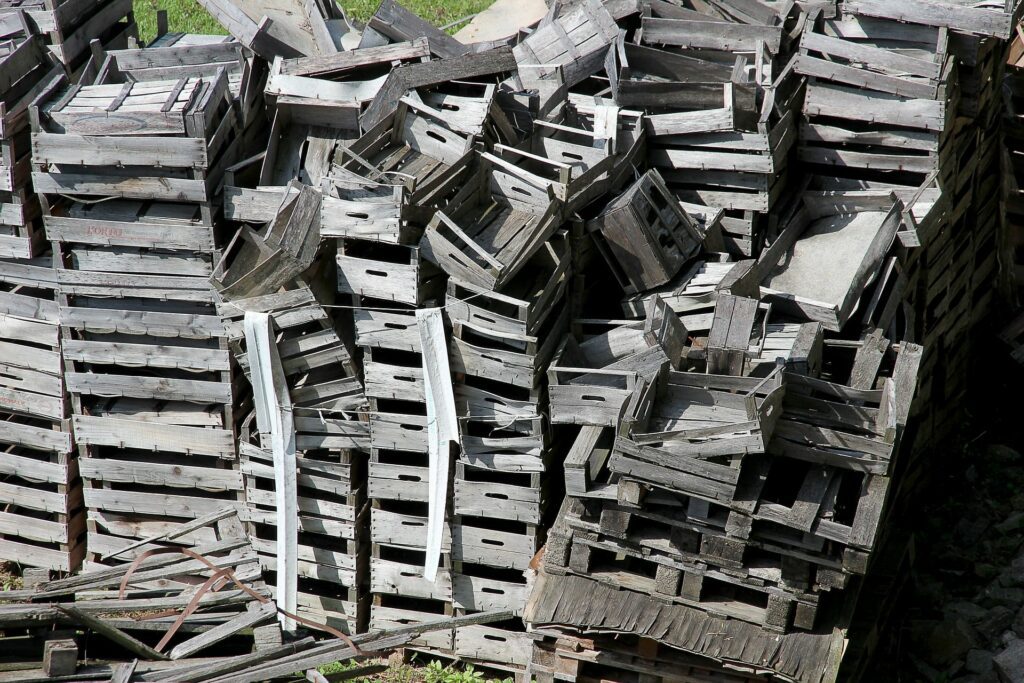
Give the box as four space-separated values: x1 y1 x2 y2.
424 660 485 683
318 659 360 675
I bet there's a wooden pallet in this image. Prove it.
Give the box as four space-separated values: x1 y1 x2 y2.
528 629 774 683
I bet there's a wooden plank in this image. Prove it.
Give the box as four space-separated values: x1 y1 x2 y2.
170 602 276 659
56 605 169 661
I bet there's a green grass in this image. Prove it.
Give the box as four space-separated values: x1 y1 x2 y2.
134 0 494 45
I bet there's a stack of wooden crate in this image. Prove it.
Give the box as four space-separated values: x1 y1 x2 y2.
429 162 568 674
0 257 82 572
527 189 925 679
0 0 136 75
633 2 800 257
1003 28 1024 303
790 3 1009 457
332 97 472 655
0 34 58 259
31 69 243 565
214 242 369 635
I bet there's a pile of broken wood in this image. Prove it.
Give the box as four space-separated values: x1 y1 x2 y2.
0 0 1019 680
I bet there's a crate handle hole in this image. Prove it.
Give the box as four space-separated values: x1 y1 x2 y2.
366 269 388 278
581 395 605 402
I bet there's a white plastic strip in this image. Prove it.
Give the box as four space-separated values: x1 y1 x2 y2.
417 307 459 582
243 311 298 632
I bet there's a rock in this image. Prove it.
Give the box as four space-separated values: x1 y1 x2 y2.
978 607 1016 643
948 601 992 625
983 586 1024 611
957 517 992 546
987 445 1022 464
994 640 1024 683
996 513 1024 534
1012 605 1024 638
1005 557 1024 588
966 649 995 674
915 619 981 667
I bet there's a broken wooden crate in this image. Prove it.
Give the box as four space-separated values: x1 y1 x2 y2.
331 96 476 225
488 110 644 218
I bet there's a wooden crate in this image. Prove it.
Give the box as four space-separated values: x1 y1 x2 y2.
445 231 570 340
513 0 618 91
95 36 265 132
220 287 364 438
610 367 785 504
548 297 684 428
488 111 643 216
337 239 444 306
795 16 956 184
240 441 366 634
332 97 476 225
0 258 83 571
587 169 703 294
421 153 563 292
450 303 568 390
459 413 549 473
31 69 239 218
751 196 904 332
0 0 137 71
0 36 59 259
608 33 756 113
